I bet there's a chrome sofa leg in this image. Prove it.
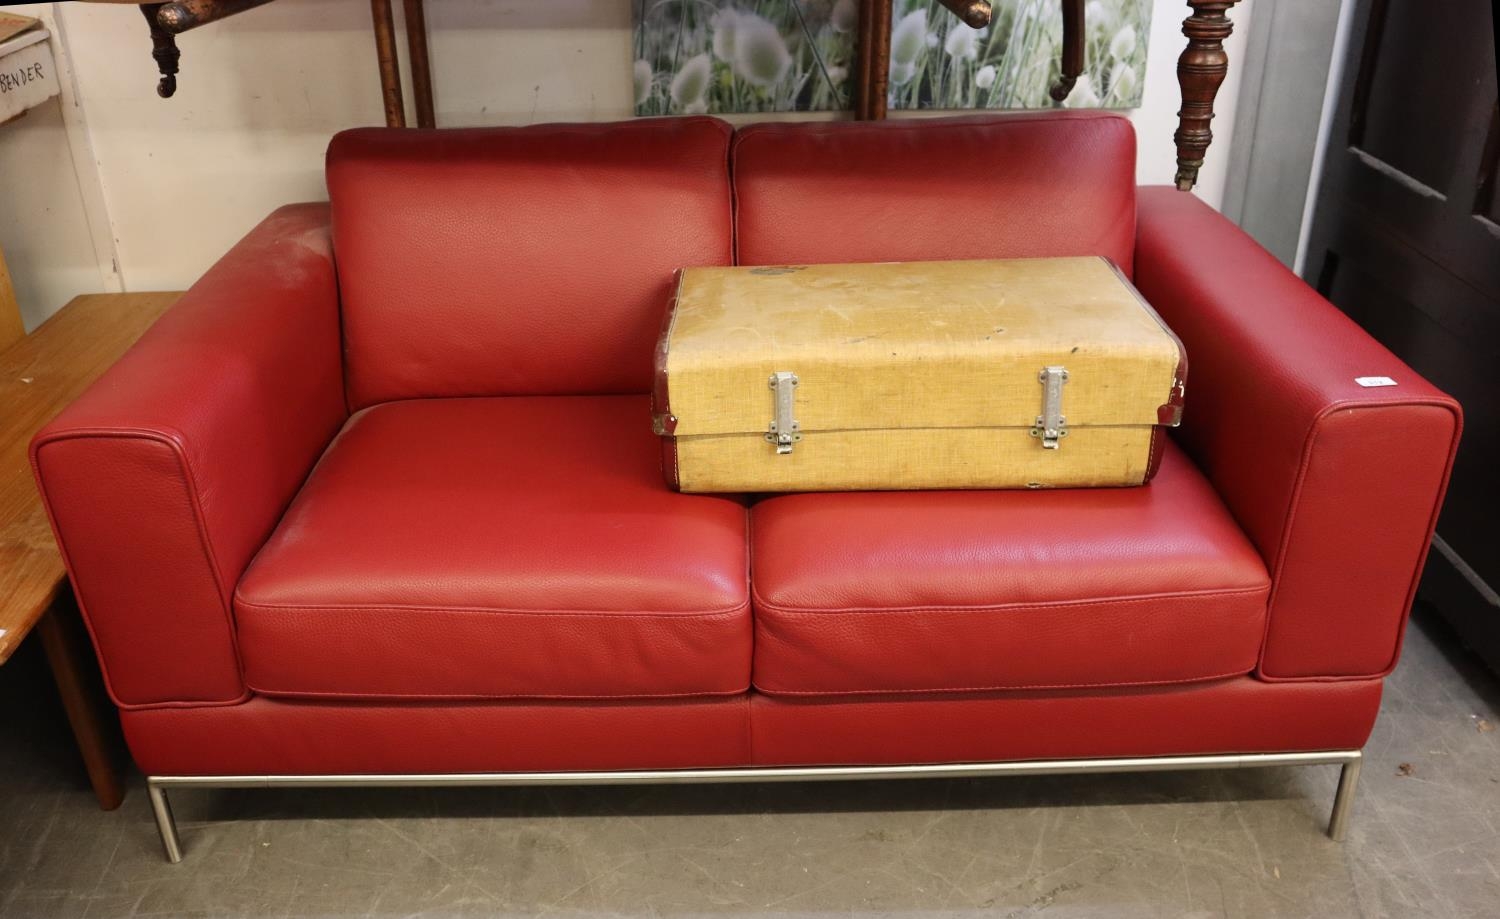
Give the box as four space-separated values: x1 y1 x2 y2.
1327 751 1362 842
143 751 1365 860
148 780 184 864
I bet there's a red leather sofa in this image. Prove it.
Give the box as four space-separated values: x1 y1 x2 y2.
31 113 1461 861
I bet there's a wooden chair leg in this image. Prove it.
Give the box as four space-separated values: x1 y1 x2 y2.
35 597 124 811
402 0 435 128
1050 0 1085 101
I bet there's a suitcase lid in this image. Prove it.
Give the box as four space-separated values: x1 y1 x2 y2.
657 257 1185 442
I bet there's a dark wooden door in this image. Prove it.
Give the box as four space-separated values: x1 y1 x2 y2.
1304 0 1499 669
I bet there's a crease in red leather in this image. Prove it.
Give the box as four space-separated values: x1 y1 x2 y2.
1134 186 1462 681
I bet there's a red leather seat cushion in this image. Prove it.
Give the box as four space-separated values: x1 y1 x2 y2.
235 396 750 701
750 441 1270 696
731 112 1137 274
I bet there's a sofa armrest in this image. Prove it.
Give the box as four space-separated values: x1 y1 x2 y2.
31 204 347 708
1134 187 1461 680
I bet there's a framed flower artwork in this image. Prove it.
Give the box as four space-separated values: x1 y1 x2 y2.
631 1 1152 116
632 0 859 114
887 0 1152 110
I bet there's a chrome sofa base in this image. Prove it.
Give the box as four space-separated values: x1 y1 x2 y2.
147 750 1363 863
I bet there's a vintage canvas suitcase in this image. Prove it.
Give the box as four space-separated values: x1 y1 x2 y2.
653 256 1186 493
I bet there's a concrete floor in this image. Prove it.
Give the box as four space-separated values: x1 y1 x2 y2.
1 608 1497 919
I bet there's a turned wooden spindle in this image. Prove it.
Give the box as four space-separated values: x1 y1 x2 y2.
1174 0 1241 191
138 4 180 98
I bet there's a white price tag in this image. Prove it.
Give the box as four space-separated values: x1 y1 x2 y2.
1355 376 1397 388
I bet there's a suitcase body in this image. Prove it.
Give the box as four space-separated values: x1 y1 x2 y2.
654 257 1185 493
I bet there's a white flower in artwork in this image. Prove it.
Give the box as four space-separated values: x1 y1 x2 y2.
889 60 918 86
1109 24 1137 60
975 64 997 89
1109 62 1138 102
826 64 849 85
682 99 710 115
633 59 653 107
670 53 712 111
944 25 980 60
926 32 940 48
1061 73 1101 108
732 13 793 88
890 9 928 64
1085 0 1116 31
711 8 740 61
831 0 858 34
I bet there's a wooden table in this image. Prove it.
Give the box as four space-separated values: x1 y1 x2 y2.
1 291 180 810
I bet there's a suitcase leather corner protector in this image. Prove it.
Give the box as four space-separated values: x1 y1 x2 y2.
654 257 1186 493
652 276 683 490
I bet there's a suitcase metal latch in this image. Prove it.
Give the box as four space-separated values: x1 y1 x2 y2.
765 371 801 455
1031 365 1069 449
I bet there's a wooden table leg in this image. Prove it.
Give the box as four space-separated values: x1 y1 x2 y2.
855 0 892 120
1174 0 1241 190
138 4 181 99
402 0 435 128
34 596 124 811
370 0 406 127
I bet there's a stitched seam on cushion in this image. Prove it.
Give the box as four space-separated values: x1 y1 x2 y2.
233 598 752 618
110 696 256 713
1257 398 1461 680
246 683 752 702
31 429 251 708
752 665 1256 697
751 585 1269 617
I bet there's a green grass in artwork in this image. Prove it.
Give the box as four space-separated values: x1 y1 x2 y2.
633 0 858 114
887 0 1153 110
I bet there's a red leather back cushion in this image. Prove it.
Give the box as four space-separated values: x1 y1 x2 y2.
732 112 1137 273
328 118 733 409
